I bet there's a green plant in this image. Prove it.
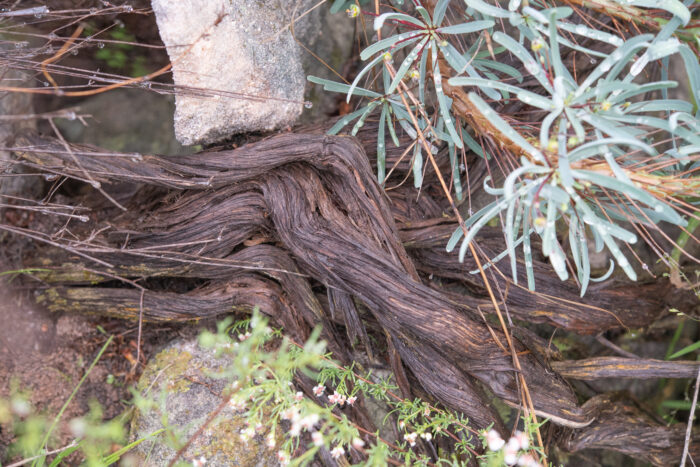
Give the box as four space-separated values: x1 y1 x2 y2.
309 0 700 296
191 312 492 466
0 336 161 467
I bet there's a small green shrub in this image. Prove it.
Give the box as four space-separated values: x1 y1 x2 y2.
309 0 700 296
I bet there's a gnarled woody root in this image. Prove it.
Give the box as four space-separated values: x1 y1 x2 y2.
6 131 698 464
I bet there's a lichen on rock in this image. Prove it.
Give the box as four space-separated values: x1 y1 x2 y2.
129 338 280 466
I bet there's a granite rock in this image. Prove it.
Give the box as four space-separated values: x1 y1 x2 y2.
129 338 280 466
151 0 321 145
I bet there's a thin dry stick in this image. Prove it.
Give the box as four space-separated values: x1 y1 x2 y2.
681 366 700 467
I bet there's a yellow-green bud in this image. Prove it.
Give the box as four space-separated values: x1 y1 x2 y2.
346 5 360 18
531 38 545 52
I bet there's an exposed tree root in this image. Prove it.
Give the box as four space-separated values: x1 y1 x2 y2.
4 131 697 464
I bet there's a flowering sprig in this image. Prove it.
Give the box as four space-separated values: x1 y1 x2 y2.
193 312 483 465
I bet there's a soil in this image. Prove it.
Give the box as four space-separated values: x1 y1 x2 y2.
0 261 193 463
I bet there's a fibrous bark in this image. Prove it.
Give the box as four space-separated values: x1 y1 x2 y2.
4 130 696 464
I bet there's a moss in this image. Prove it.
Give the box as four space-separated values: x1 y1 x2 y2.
136 347 194 394
36 288 68 309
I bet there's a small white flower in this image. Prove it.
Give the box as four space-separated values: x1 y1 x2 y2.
312 431 324 446
506 436 521 453
290 421 301 437
300 413 319 430
517 453 540 466
485 429 505 451
514 431 529 451
420 432 432 442
346 395 357 406
504 450 518 465
277 450 289 465
312 384 325 396
352 437 365 449
404 432 418 446
192 456 207 467
266 433 276 448
330 445 346 459
399 420 405 429
424 407 430 417
294 391 304 402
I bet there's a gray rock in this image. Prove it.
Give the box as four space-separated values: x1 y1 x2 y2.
53 88 195 155
151 0 322 145
130 338 280 466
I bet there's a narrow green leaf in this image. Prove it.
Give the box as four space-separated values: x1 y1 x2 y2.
347 54 385 103
374 12 425 30
628 0 690 26
464 0 514 18
522 208 536 290
412 143 423 188
388 37 429 94
492 32 553 93
433 43 463 148
434 0 451 25
48 444 80 467
473 59 523 83
328 107 369 135
308 76 381 99
577 34 653 97
437 20 495 35
557 22 624 47
669 340 700 360
361 32 423 61
102 429 166 465
467 93 546 162
377 104 387 184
